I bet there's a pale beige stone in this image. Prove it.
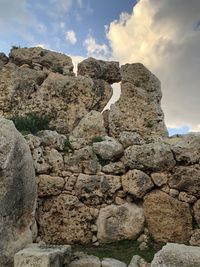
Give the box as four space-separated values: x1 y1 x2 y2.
37 175 65 197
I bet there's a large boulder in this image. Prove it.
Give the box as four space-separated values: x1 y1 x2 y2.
77 57 121 84
151 243 200 267
9 47 74 75
144 190 192 243
97 203 145 243
169 165 200 198
0 118 37 267
171 133 200 164
122 142 175 172
36 194 97 244
108 63 167 140
0 63 112 133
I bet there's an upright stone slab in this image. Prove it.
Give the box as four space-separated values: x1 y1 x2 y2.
0 119 37 267
109 63 167 140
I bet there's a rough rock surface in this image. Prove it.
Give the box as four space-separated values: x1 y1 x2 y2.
36 194 96 244
169 165 200 198
108 63 167 140
122 170 154 198
0 52 8 69
97 203 145 242
9 47 74 75
144 190 192 243
0 64 112 133
75 173 121 206
77 57 121 84
190 229 200 246
69 253 101 267
37 175 65 197
70 111 107 146
123 142 175 172
193 199 200 227
102 258 127 267
151 243 200 267
171 133 200 164
119 131 144 148
93 136 124 161
14 244 71 267
0 119 37 267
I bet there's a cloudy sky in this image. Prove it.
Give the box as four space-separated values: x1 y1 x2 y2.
0 0 199 135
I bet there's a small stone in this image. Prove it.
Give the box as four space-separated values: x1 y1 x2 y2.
161 184 170 194
91 224 98 232
116 190 127 198
139 242 148 251
69 253 101 267
178 191 197 204
102 258 127 267
169 188 179 198
190 229 200 246
150 172 169 187
119 131 144 148
126 195 134 203
115 196 125 205
92 235 98 243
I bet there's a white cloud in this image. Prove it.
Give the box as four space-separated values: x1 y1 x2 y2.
66 30 77 44
84 35 109 59
106 0 200 131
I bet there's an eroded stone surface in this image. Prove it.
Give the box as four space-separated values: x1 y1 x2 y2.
144 190 192 243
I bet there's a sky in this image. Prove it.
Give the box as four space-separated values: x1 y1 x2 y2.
0 0 200 136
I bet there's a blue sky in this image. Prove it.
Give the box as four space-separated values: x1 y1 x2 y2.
0 0 199 135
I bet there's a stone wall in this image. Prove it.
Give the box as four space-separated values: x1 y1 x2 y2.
26 129 200 247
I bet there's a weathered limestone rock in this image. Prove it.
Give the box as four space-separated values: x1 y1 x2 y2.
171 133 200 164
119 131 144 148
46 148 64 173
169 165 200 198
144 190 192 243
128 255 141 267
178 191 197 204
0 64 112 133
0 52 8 69
193 199 200 227
109 63 167 139
77 57 121 84
9 47 74 75
71 110 107 145
25 134 41 150
189 229 200 246
14 244 71 267
0 118 37 267
37 175 65 197
93 136 124 161
32 147 50 174
102 162 126 174
122 170 154 198
75 173 121 205
102 258 127 267
36 194 95 244
64 146 101 174
123 142 175 172
37 130 67 151
69 253 101 267
151 243 200 267
97 203 145 243
150 172 169 187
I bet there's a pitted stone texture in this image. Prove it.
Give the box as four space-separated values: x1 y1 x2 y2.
0 52 8 69
0 119 36 267
93 136 124 161
189 229 200 246
123 142 175 172
144 190 192 243
109 63 167 140
71 110 107 145
97 203 145 243
122 170 154 198
171 133 200 164
77 57 121 84
36 194 95 244
64 146 101 174
0 65 112 133
102 162 126 174
169 165 200 198
150 172 169 187
9 47 74 75
193 199 200 227
69 253 101 267
37 175 65 197
151 243 200 267
37 130 67 151
25 134 41 150
75 173 121 205
119 131 144 148
102 258 127 267
14 244 71 267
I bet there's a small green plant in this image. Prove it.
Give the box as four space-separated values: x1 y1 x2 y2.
97 155 110 167
63 136 73 153
9 112 52 135
51 65 64 74
91 136 104 143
